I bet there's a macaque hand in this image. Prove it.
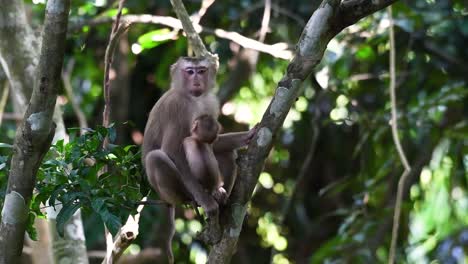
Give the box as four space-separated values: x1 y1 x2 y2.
212 187 228 205
197 193 219 218
245 123 260 145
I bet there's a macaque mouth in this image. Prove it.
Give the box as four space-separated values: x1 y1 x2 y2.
191 90 203 97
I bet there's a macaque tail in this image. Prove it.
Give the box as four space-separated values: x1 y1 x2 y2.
166 204 175 264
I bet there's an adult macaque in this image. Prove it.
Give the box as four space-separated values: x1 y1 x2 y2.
142 57 256 263
184 114 227 205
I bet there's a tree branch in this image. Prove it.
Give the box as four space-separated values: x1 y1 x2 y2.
0 0 71 262
102 198 147 264
336 0 399 32
0 81 9 127
62 59 88 133
207 0 400 261
387 6 411 264
170 0 213 59
69 14 293 60
99 1 133 263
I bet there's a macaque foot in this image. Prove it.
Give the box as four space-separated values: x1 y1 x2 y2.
196 217 222 245
212 187 227 205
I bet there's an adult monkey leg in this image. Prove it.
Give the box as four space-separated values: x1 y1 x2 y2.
145 149 189 205
145 149 183 264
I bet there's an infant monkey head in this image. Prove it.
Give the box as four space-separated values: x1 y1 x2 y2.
191 114 220 143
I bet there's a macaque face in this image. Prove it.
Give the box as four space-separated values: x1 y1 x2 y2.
170 57 215 97
182 64 209 97
177 58 214 97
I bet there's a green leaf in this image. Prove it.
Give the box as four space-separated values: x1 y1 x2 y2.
102 212 122 236
105 7 129 18
91 197 107 212
138 28 172 50
49 185 67 209
56 201 81 237
355 45 375 61
91 198 122 235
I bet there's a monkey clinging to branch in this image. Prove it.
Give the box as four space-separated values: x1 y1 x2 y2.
142 57 257 263
184 114 228 205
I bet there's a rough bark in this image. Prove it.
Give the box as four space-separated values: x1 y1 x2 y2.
206 0 398 262
0 1 89 263
0 0 38 109
0 0 71 263
110 34 130 144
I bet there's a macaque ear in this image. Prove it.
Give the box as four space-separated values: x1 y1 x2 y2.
170 58 182 78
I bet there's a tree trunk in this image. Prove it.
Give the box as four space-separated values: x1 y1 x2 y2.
0 1 89 263
0 0 71 262
47 205 89 264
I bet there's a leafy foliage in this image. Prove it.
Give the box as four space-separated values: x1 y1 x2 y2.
0 126 144 238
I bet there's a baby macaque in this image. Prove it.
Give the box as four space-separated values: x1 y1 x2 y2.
183 114 227 205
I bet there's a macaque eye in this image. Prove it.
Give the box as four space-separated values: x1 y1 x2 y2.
197 68 206 74
186 69 195 75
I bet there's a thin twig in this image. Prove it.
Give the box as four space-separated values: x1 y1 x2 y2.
387 6 411 264
0 82 9 127
191 0 215 24
101 1 127 263
258 0 271 43
62 59 88 134
1 112 22 121
239 1 306 26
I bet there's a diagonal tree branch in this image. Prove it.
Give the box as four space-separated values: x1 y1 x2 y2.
207 0 399 262
170 0 218 65
337 0 399 31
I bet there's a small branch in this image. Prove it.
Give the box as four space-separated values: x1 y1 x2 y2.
170 0 219 68
102 197 148 264
258 0 271 43
134 199 168 206
337 0 399 32
1 112 22 121
170 0 211 58
0 82 9 127
191 0 215 25
62 59 88 134
387 6 411 264
101 1 128 263
239 1 306 27
70 14 293 60
102 17 130 129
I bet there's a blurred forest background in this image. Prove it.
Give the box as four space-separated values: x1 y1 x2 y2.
0 0 467 263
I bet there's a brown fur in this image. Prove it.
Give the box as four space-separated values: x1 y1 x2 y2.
142 57 257 262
